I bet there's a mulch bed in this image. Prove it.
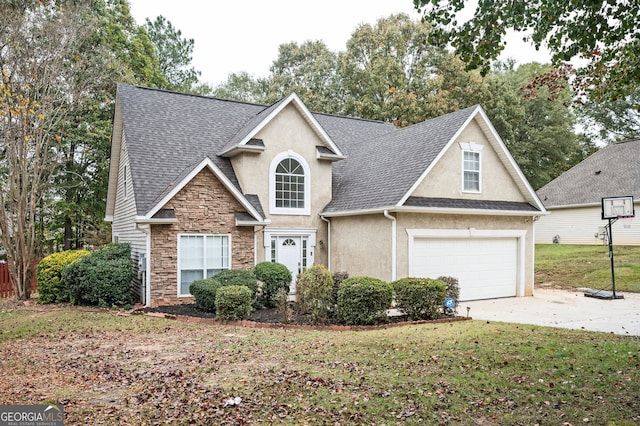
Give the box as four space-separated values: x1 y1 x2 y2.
141 303 470 331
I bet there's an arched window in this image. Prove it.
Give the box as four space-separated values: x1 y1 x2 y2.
275 158 305 208
269 152 310 215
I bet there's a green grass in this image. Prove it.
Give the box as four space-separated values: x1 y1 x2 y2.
0 307 638 425
535 244 640 292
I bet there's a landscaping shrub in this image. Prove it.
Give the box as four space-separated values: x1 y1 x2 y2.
211 269 258 296
254 262 291 308
37 249 90 304
62 243 133 308
337 276 393 326
189 269 258 313
296 265 334 323
392 278 447 321
274 287 293 324
437 275 460 316
189 277 226 313
331 271 349 305
215 285 253 320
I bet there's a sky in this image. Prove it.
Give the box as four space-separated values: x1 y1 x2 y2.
128 0 551 87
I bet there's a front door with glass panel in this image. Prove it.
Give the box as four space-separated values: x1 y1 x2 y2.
270 235 310 294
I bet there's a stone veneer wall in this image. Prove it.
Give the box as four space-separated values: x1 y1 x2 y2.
149 169 254 307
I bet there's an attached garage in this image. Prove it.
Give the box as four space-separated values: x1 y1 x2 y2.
407 229 526 301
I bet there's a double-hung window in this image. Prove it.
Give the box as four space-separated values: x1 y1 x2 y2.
460 142 483 193
178 234 230 296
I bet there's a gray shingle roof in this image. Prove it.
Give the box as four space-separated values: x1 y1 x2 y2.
537 139 640 208
322 105 479 213
117 84 394 216
404 197 539 212
117 85 535 218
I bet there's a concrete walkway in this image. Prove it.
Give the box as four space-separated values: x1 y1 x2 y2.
459 288 640 336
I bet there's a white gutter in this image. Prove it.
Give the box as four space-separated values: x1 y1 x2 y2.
383 210 397 281
320 215 331 271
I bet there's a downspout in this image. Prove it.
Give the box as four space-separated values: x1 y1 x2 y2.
135 223 151 307
320 215 331 270
254 225 267 265
383 210 397 281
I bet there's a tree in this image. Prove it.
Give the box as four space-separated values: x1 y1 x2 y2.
413 0 640 107
213 72 271 103
266 41 343 114
144 15 211 94
339 13 491 125
579 94 640 144
0 2 103 299
485 63 592 189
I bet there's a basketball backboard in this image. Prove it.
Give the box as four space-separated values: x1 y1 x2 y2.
601 196 635 220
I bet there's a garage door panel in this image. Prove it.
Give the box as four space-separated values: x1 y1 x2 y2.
413 237 517 301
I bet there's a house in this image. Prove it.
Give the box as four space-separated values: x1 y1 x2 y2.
536 139 640 245
105 84 546 307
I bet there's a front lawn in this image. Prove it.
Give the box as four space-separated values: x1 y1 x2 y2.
535 244 640 292
0 306 638 425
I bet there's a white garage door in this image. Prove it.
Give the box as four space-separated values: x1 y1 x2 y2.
412 237 518 301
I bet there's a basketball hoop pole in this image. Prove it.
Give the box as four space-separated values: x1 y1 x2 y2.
607 217 617 298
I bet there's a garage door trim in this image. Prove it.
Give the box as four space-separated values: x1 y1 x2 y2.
407 228 527 297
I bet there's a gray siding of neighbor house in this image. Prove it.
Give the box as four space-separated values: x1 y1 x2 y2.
111 134 147 302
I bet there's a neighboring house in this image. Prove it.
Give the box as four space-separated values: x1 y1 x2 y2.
536 139 640 245
105 84 546 307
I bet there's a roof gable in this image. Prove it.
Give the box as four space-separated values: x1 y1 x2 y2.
218 93 344 159
537 139 640 208
140 157 268 224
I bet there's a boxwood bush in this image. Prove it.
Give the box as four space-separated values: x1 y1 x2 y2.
189 277 226 313
296 265 334 323
211 269 258 296
254 262 291 308
62 243 133 308
215 285 253 320
392 277 447 321
337 276 393 326
437 275 460 316
37 249 90 304
189 268 258 313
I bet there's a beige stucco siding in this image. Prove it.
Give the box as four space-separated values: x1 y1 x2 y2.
231 103 331 265
535 206 640 245
149 168 255 307
329 214 393 281
411 119 526 202
111 134 147 302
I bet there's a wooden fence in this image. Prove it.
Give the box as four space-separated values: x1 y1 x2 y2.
0 262 39 298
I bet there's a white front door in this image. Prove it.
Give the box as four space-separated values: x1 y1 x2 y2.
279 237 302 291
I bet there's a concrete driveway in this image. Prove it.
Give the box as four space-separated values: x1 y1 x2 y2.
459 288 640 336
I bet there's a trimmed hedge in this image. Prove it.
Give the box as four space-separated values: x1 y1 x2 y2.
37 249 90 304
296 265 334 322
189 277 226 313
337 276 393 326
62 243 133 308
392 277 447 321
254 262 291 308
215 285 253 320
212 269 258 296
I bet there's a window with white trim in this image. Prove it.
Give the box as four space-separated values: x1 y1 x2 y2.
269 151 310 215
459 142 483 193
178 234 230 296
463 151 480 192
